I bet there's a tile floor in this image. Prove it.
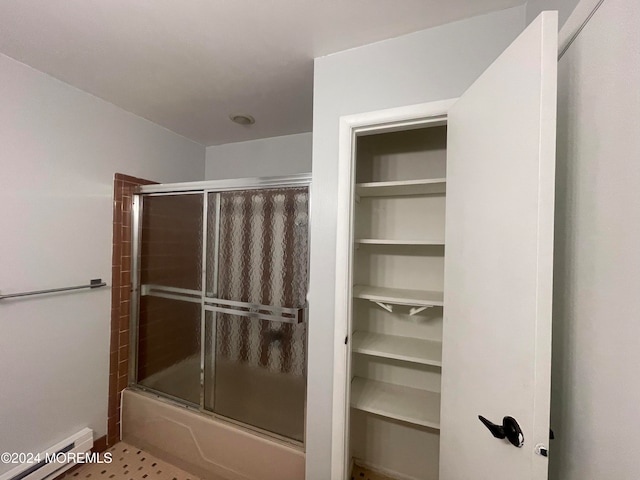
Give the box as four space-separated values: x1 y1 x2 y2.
61 443 200 480
61 442 398 480
351 464 397 480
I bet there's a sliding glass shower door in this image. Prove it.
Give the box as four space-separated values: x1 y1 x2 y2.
135 193 204 405
204 187 308 442
131 177 309 444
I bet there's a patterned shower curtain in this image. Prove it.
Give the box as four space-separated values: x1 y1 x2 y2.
208 187 309 376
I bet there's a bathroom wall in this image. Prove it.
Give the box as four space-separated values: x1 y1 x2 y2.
0 52 204 473
307 6 527 478
551 0 640 478
205 132 312 180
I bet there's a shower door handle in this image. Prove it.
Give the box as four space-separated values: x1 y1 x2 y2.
204 298 307 324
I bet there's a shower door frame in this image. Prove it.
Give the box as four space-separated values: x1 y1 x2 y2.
128 174 312 447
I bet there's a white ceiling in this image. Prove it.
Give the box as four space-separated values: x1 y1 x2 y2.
0 0 524 146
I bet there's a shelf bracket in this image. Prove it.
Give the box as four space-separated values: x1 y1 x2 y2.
372 301 394 313
409 306 431 316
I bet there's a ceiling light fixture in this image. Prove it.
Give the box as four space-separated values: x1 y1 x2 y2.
229 114 255 126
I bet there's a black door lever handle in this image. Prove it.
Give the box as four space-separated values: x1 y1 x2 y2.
478 415 524 447
479 415 506 439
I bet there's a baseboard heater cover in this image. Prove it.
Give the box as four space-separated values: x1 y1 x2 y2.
0 428 93 480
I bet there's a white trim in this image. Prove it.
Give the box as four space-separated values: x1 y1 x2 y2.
330 99 456 480
559 0 605 57
532 11 558 480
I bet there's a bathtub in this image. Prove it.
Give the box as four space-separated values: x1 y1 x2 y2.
122 388 305 480
136 353 306 442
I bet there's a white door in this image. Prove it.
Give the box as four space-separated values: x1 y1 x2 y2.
440 11 557 480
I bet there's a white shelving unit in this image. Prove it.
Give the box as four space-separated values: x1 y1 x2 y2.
353 285 444 307
356 178 446 197
352 331 442 367
351 377 441 429
348 125 448 479
354 238 445 246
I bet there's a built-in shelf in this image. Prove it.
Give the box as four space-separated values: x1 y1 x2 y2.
350 377 441 429
352 331 442 367
356 178 446 198
353 285 444 307
354 238 445 246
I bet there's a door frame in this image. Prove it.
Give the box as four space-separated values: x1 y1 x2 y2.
331 99 457 479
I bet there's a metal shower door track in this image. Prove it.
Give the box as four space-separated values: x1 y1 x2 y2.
134 174 311 194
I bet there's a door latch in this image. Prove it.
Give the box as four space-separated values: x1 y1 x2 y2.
535 444 548 457
534 428 555 457
478 415 525 448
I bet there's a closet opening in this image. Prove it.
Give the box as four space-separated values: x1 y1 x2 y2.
332 99 455 480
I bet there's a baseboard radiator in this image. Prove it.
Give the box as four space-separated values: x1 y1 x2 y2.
0 428 93 480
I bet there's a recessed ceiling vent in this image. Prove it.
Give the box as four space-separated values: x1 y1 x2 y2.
229 114 255 125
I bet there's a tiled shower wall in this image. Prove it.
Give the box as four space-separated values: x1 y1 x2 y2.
108 173 155 446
